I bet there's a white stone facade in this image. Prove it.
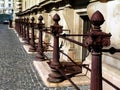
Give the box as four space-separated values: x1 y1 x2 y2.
0 0 13 14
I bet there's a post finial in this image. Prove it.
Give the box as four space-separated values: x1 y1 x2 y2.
51 13 63 35
31 17 35 22
53 13 60 25
91 11 105 27
38 15 44 29
38 15 43 22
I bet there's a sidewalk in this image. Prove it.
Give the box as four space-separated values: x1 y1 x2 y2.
0 24 43 89
0 24 89 90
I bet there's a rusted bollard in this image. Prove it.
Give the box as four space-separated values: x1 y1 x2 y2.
21 18 24 38
20 18 23 37
23 18 26 41
21 18 25 39
84 11 111 90
36 15 45 60
47 14 63 82
17 19 19 34
15 19 18 33
17 19 20 36
29 17 36 52
25 18 30 44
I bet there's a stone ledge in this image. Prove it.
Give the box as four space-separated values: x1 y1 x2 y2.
33 60 90 87
23 44 37 54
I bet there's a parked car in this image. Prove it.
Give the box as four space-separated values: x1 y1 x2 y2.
3 20 9 24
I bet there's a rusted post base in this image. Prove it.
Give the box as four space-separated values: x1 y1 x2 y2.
22 37 27 41
25 40 30 45
29 45 36 52
36 52 44 60
47 61 64 83
48 71 64 83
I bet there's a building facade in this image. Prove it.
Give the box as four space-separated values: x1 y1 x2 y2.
13 0 22 13
0 0 13 14
13 0 22 21
15 0 120 90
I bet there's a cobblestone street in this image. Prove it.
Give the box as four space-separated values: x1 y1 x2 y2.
0 24 89 90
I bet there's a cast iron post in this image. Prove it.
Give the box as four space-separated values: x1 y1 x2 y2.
36 15 45 60
18 19 21 36
20 18 22 35
19 18 22 37
15 19 18 33
29 17 36 52
84 11 111 90
25 18 30 44
21 18 24 38
22 18 25 39
17 19 19 35
23 18 26 41
48 14 63 83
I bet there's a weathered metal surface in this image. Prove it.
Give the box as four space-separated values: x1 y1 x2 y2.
20 19 23 36
29 17 36 52
36 15 45 60
84 11 111 90
25 18 30 44
47 14 64 83
22 18 27 41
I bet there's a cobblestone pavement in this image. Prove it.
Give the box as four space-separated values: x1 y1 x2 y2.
0 24 89 90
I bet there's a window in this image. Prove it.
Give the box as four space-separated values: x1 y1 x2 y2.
0 3 4 7
1 3 4 7
8 4 11 7
80 15 91 61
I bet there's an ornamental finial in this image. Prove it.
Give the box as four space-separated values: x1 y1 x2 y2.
91 11 105 27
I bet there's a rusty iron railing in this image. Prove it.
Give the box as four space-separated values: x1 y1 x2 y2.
15 11 120 90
